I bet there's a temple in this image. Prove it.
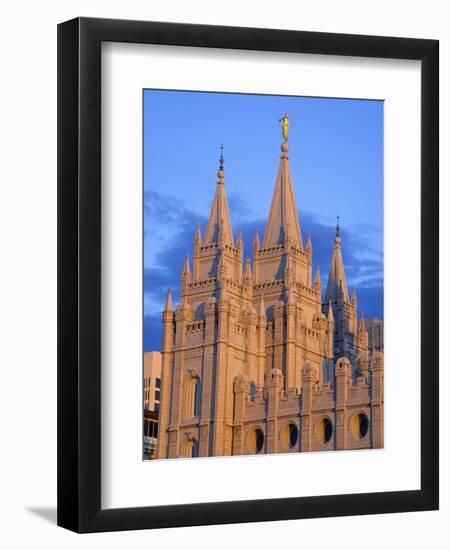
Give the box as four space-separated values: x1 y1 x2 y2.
156 122 384 459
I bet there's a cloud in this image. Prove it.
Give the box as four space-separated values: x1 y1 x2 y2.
144 313 163 354
144 192 383 351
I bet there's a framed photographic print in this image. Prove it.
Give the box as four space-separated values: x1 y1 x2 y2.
57 17 439 532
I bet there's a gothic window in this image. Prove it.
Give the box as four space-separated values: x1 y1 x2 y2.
184 374 201 419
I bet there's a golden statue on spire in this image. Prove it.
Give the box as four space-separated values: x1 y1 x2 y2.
279 113 289 142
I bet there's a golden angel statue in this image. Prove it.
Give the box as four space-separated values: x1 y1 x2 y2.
279 113 289 142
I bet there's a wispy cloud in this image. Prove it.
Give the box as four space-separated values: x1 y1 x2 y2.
144 192 383 351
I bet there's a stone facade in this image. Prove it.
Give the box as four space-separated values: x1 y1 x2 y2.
156 137 384 459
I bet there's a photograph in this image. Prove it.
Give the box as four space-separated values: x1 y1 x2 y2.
143 90 384 460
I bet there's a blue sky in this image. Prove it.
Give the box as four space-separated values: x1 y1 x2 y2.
144 90 384 352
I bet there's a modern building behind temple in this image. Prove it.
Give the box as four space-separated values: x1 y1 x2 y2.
154 120 384 459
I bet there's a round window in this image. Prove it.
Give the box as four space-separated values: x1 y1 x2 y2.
247 427 265 454
281 423 299 449
351 413 369 440
317 417 333 444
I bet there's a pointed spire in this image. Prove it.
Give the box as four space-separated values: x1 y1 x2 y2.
327 301 334 323
314 265 322 288
324 217 349 303
217 249 227 279
183 254 191 275
244 258 253 280
237 228 243 251
263 121 303 250
358 313 367 333
306 234 312 254
164 288 173 312
258 294 266 317
351 287 357 306
253 228 260 250
195 224 202 245
204 145 235 247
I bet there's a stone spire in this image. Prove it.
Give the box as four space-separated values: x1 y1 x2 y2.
164 288 173 312
253 228 260 250
204 145 235 247
258 294 266 317
263 127 303 250
325 216 349 303
358 313 367 333
306 234 312 255
327 301 334 323
195 224 202 246
243 258 253 281
314 265 322 289
236 229 244 254
182 254 191 276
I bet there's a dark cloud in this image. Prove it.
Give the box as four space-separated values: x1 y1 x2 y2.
144 192 383 351
144 313 163 354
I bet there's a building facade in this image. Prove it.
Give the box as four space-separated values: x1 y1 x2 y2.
155 131 384 459
143 352 162 459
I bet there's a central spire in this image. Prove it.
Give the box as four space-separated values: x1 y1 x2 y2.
204 145 235 247
325 216 349 303
263 117 303 250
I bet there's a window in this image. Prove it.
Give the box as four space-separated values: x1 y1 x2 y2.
247 427 265 454
351 412 369 440
144 420 159 438
256 429 264 453
250 381 257 402
281 422 298 449
155 390 161 401
317 417 333 444
156 377 161 388
154 402 160 413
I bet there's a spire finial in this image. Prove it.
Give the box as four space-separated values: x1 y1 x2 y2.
217 144 225 183
219 144 224 170
336 214 340 237
279 114 289 143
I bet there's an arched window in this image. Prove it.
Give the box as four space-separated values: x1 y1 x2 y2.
184 374 201 419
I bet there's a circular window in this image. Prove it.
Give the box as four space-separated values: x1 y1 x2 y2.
247 427 265 454
351 413 369 440
281 423 299 449
317 417 333 444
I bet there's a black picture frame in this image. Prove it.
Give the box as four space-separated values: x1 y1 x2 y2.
57 17 439 533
